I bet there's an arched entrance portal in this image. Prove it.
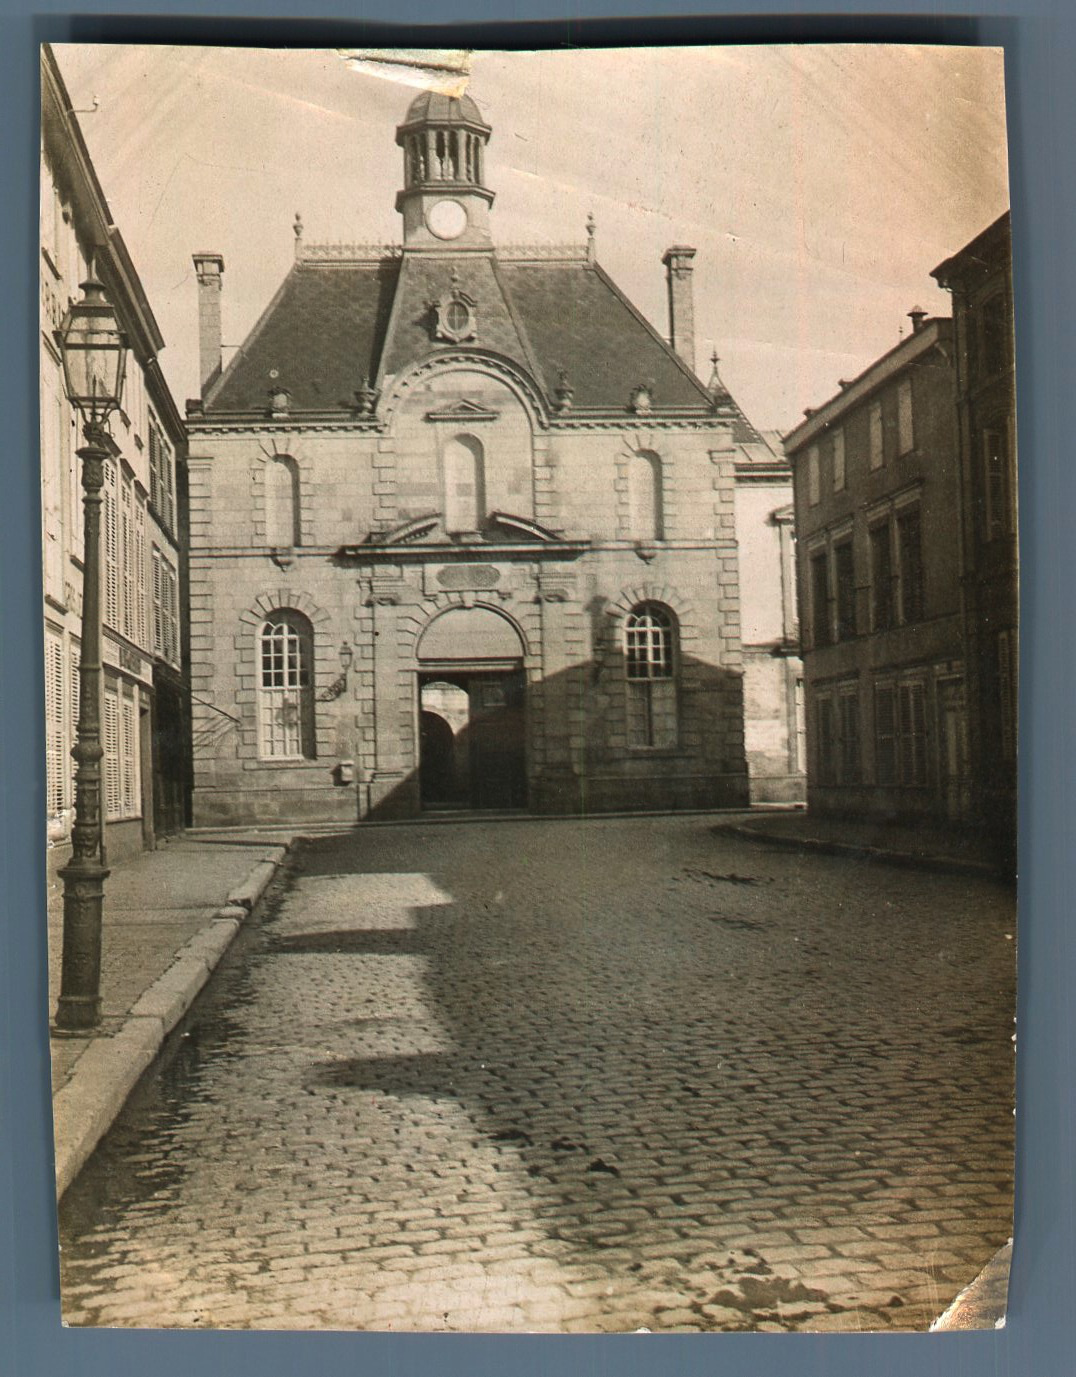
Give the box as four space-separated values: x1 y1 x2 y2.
417 607 527 810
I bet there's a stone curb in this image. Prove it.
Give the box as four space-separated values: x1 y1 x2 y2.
713 823 1003 880
53 846 290 1201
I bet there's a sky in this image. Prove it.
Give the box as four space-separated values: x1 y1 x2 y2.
52 44 1010 433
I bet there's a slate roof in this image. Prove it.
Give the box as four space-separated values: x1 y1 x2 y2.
204 251 752 421
208 260 399 412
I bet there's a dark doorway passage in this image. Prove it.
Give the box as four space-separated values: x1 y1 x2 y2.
418 670 527 811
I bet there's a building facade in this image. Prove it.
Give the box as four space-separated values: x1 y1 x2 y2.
41 46 190 869
931 213 1017 859
186 91 758 825
732 420 805 803
784 311 966 824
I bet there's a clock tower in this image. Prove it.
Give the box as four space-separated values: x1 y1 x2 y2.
395 90 495 251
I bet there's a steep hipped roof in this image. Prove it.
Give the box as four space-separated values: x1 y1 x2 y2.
204 251 739 418
208 260 399 412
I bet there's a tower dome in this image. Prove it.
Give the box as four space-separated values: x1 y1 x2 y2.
401 90 489 132
395 87 495 248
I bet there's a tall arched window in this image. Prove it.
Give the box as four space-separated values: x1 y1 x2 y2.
630 449 664 540
258 610 315 760
265 455 300 548
443 433 486 534
625 603 678 748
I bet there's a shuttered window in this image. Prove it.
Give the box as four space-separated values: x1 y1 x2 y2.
103 684 121 819
103 679 141 821
121 481 135 639
104 461 119 629
134 499 147 647
875 683 897 786
122 694 138 814
45 629 65 818
149 415 175 530
152 547 180 666
898 681 928 786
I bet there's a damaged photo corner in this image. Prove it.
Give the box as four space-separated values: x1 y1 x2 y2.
40 41 1016 1332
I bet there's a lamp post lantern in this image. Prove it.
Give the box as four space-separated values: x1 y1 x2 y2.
53 272 128 1032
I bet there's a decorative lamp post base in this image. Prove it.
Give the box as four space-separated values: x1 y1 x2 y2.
54 854 110 1031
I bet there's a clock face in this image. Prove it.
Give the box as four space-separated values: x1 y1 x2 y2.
427 198 468 240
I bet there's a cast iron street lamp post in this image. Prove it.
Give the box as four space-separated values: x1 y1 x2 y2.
53 273 128 1032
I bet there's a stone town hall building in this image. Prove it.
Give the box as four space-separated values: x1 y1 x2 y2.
186 90 779 823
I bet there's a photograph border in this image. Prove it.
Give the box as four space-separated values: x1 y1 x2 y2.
3 1 1073 1374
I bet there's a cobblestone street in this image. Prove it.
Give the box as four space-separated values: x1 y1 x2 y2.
59 815 1015 1332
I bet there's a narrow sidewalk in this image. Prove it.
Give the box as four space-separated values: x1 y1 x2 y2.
47 830 298 1199
714 808 1010 878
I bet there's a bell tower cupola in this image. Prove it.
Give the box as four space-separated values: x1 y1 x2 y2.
395 90 495 250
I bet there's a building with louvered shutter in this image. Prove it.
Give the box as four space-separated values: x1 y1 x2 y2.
784 308 966 827
40 45 190 868
185 89 777 823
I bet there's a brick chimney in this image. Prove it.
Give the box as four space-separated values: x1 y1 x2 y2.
662 245 697 374
192 252 225 394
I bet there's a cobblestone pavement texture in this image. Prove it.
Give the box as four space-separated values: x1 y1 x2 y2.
59 816 1016 1332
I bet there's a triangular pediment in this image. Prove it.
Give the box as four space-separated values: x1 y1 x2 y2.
425 398 500 423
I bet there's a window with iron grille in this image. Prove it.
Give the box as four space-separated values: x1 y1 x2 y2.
624 604 677 748
259 611 316 760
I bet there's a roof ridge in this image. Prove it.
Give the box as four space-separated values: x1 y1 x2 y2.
487 255 549 399
589 261 713 408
